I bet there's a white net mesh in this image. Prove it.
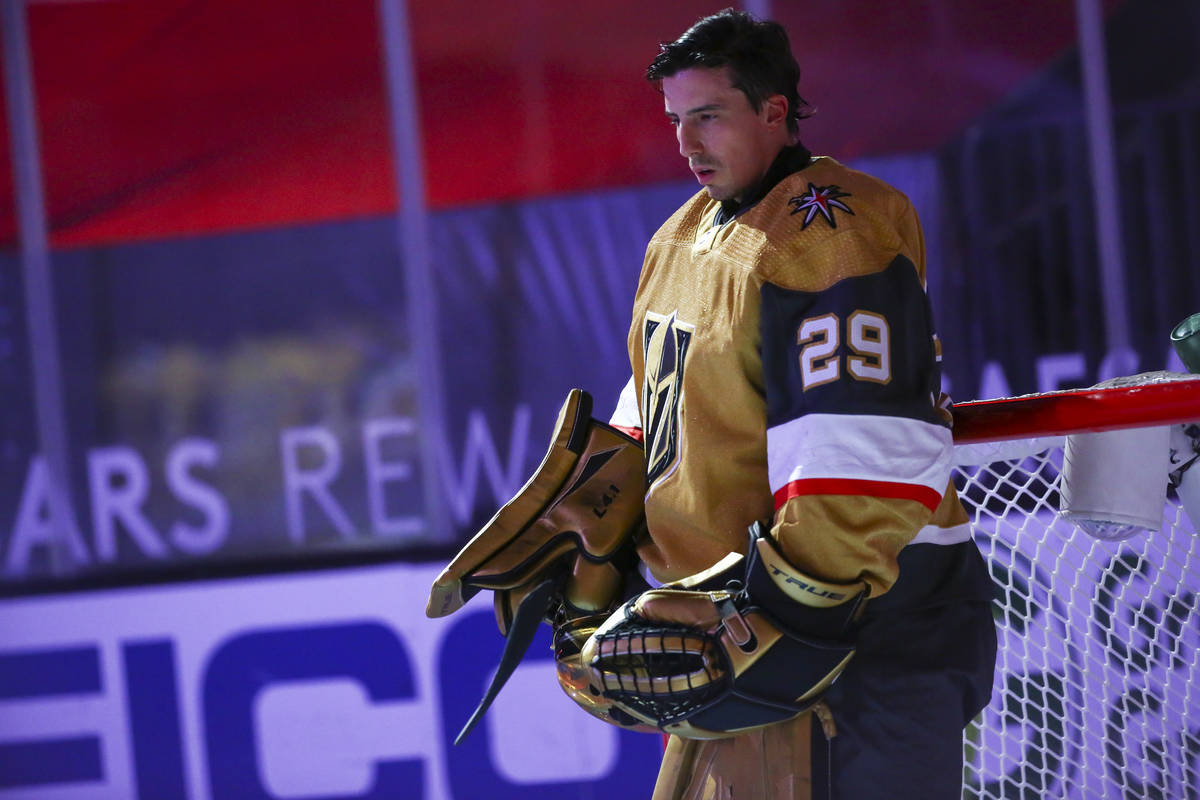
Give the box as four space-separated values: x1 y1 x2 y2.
956 437 1200 799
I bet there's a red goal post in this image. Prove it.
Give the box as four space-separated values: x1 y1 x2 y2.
951 373 1200 443
945 373 1200 798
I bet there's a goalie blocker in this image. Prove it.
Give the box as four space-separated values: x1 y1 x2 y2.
425 389 649 742
582 521 869 739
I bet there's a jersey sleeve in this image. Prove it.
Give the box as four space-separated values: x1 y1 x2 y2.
609 375 644 442
759 250 952 597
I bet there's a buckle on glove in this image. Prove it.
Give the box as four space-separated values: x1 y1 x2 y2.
714 593 755 651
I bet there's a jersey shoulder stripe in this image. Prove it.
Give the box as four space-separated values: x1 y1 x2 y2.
766 412 952 512
774 478 943 513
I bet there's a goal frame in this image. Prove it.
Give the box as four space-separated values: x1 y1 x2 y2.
947 374 1200 799
951 375 1200 443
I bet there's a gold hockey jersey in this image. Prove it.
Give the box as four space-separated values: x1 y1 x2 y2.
612 155 970 596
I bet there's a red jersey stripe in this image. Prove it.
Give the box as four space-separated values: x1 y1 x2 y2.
612 425 644 443
773 477 942 513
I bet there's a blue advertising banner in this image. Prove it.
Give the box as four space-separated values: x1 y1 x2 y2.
2 501 1197 798
0 561 663 799
4 219 427 581
0 182 695 585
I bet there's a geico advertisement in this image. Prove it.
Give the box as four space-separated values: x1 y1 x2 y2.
0 563 662 799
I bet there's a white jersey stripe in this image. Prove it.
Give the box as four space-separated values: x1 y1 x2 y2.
910 522 973 546
609 376 641 430
767 413 952 497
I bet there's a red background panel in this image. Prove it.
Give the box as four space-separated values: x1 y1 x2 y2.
23 0 392 247
0 0 1116 247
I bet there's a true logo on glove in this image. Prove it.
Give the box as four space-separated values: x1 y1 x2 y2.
768 563 849 602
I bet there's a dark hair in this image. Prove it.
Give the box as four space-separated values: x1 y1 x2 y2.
646 9 812 135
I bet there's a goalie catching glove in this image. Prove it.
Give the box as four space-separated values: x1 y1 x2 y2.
425 389 648 742
578 521 869 739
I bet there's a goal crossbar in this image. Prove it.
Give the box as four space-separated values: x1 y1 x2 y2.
951 375 1200 443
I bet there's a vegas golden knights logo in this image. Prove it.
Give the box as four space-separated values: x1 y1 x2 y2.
643 310 693 487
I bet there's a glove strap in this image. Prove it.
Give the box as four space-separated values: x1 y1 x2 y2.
744 521 869 638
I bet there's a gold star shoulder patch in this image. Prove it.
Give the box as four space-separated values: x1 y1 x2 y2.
788 183 855 229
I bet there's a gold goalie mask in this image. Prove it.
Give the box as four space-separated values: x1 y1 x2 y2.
425 389 650 742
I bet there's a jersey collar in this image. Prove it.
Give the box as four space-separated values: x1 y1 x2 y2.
714 142 813 226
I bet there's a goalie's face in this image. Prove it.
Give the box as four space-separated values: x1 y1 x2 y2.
662 66 790 203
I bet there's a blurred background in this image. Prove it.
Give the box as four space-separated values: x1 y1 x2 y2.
0 1 1197 798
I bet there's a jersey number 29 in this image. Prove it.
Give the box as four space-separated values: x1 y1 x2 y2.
796 311 891 390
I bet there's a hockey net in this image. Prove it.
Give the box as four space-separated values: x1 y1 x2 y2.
951 375 1200 799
